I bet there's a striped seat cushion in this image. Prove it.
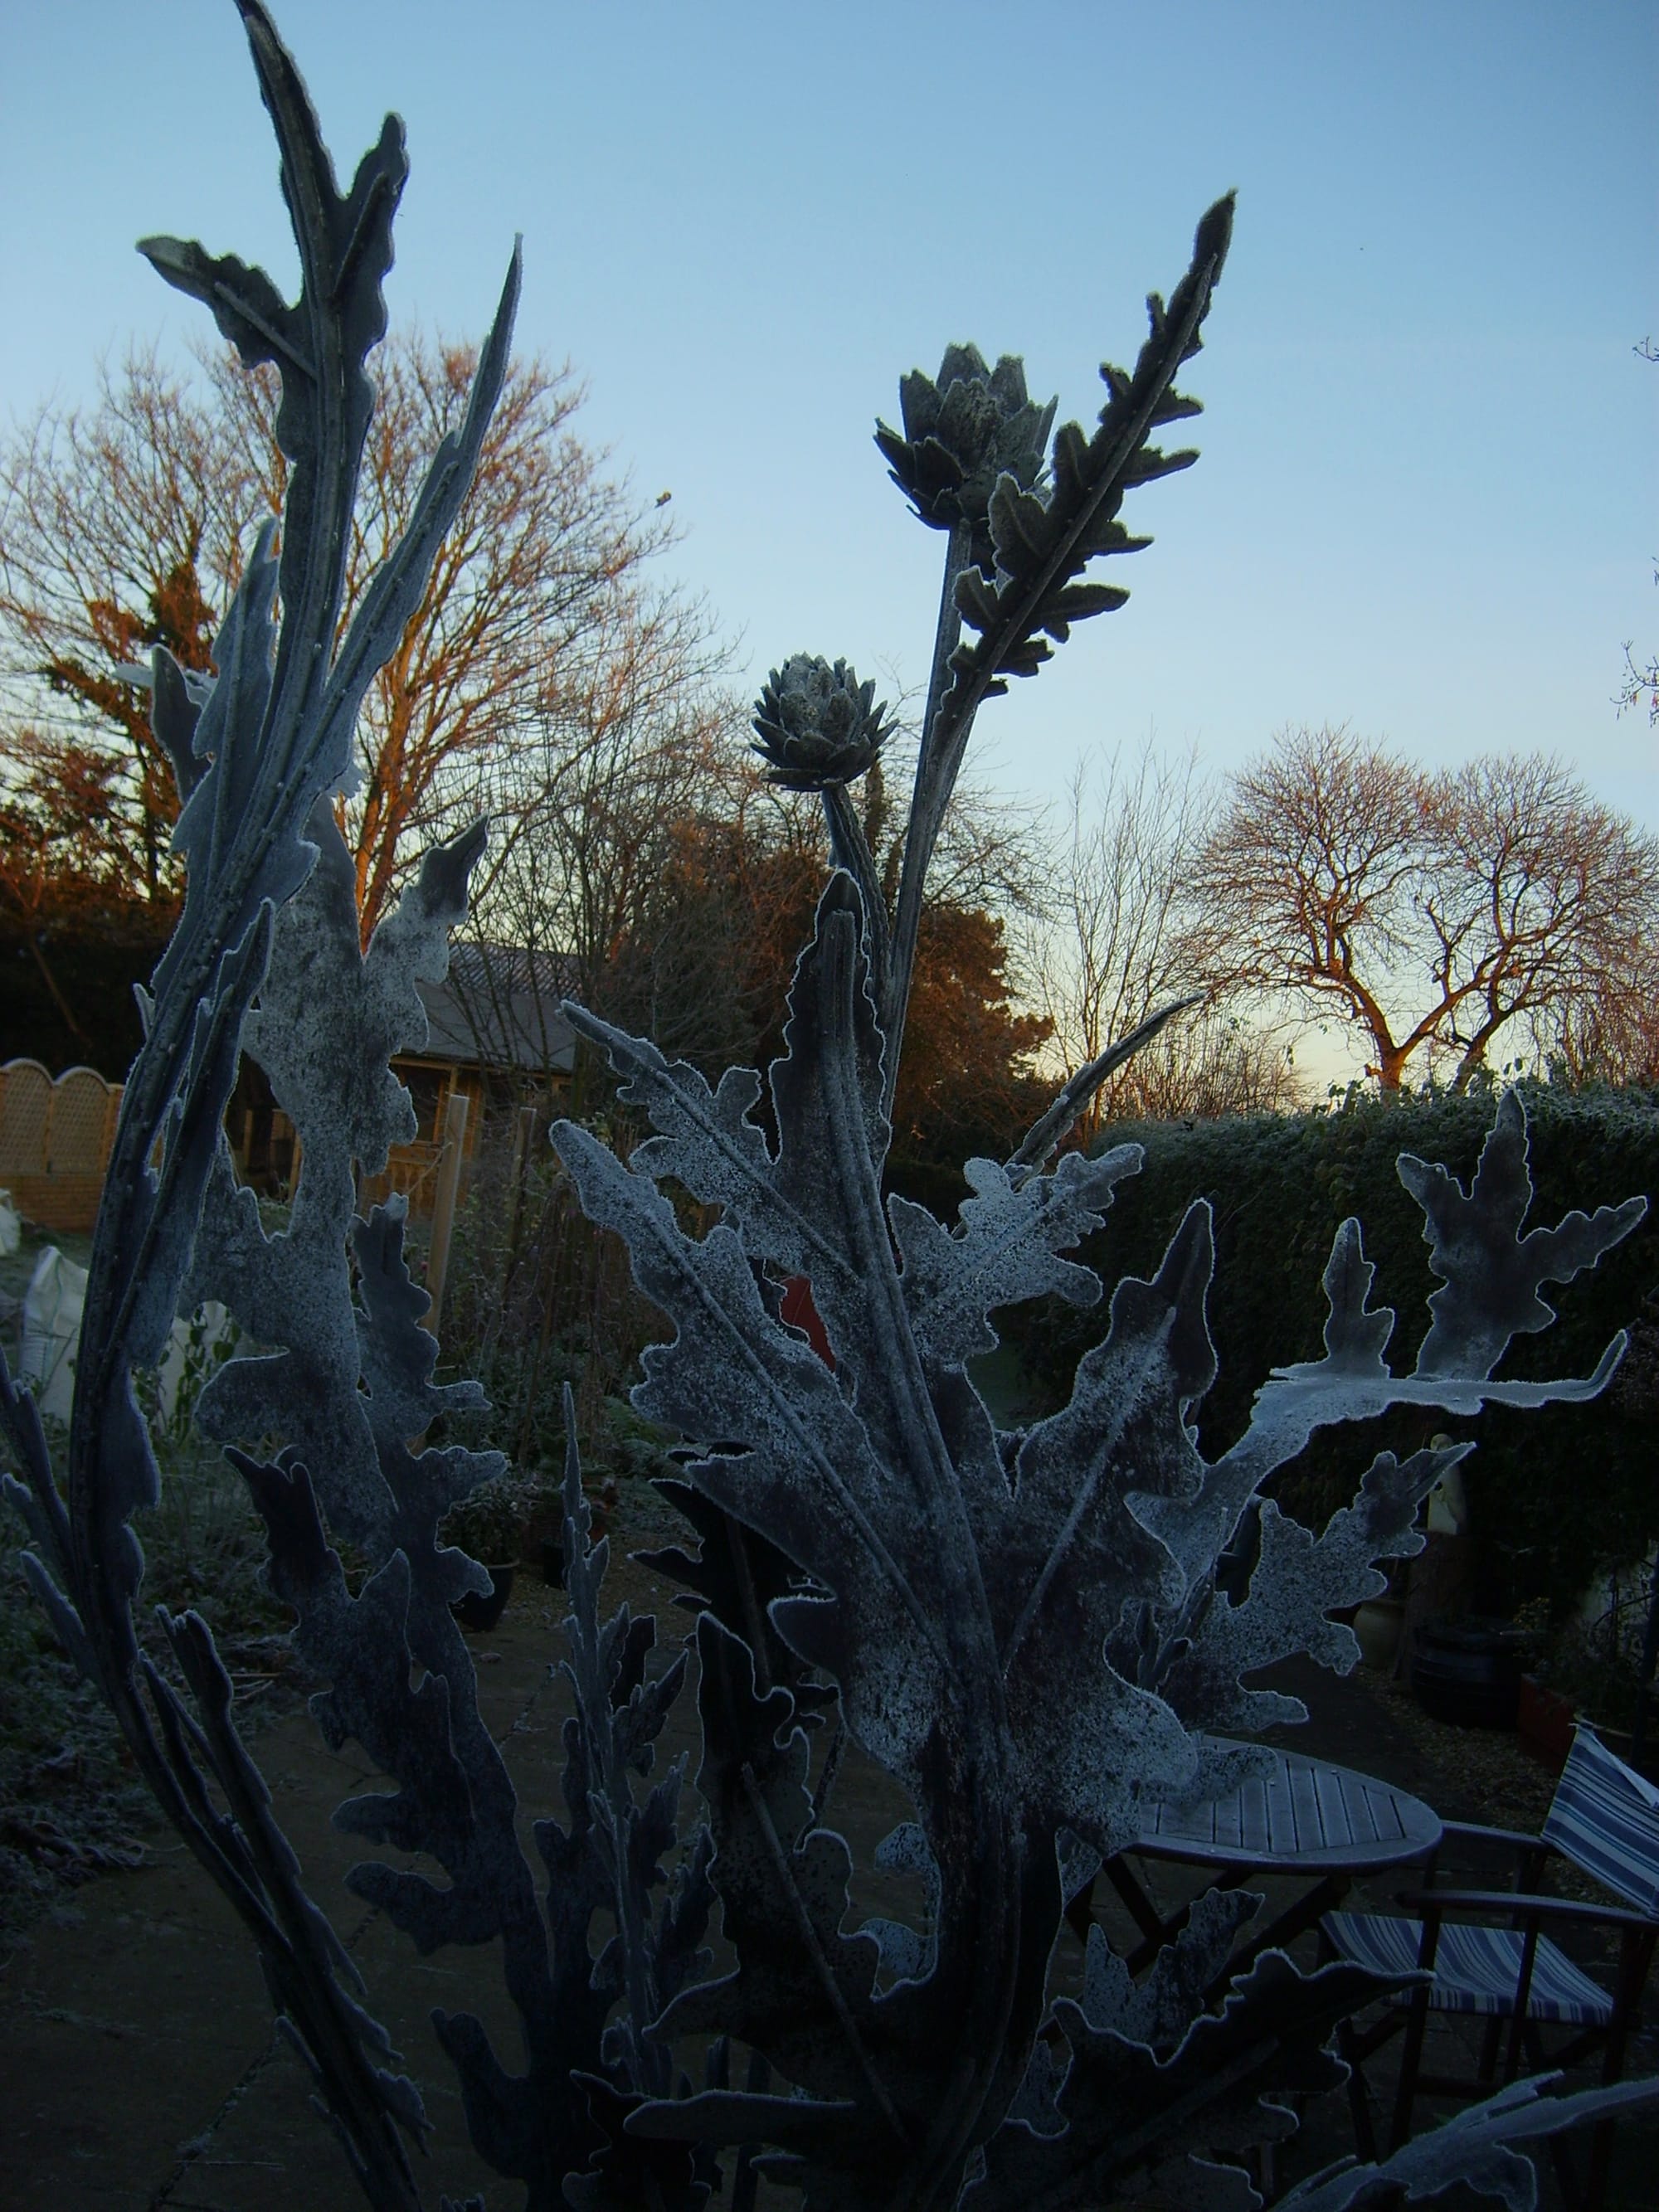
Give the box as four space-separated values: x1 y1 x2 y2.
1321 1909 1613 2027
1543 1725 1659 1917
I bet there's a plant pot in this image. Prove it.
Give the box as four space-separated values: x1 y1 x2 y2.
1411 1618 1522 1729
450 1562 515 1633
1517 1673 1576 1771
1353 1597 1406 1672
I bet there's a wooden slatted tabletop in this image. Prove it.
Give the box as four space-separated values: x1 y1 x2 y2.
1131 1747 1442 1873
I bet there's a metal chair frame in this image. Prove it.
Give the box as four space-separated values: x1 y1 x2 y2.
1319 1734 1659 2212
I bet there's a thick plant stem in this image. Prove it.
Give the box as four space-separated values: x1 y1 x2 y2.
815 912 1027 2208
879 519 976 1119
822 780 892 1010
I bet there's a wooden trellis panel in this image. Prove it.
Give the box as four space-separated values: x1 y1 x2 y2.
0 1057 124 1234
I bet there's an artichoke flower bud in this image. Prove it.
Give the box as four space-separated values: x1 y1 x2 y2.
874 343 1056 537
752 655 895 791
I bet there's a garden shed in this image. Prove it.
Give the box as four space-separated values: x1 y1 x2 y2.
233 942 579 1218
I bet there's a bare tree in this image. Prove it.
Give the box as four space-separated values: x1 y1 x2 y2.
458 672 763 1081
460 644 1058 1087
1615 632 1658 726
1021 738 1279 1134
1540 975 1659 1089
0 332 684 943
1425 753 1659 1088
1204 722 1659 1092
0 346 269 899
208 339 686 937
1106 1000 1303 1121
859 734 1050 924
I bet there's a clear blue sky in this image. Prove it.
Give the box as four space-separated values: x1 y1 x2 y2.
2 0 1653 826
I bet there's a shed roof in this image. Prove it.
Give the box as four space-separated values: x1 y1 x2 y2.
412 943 579 1075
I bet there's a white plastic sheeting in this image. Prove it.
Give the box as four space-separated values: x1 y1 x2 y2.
19 1245 230 1427
19 1245 84 1423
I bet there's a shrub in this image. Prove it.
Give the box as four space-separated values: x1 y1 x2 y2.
1010 1081 1659 1616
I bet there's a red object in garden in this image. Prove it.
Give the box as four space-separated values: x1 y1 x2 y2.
1518 1673 1576 1771
780 1275 834 1365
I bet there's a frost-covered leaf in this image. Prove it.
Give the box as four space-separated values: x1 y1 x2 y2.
555 1395 707 2099
637 1477 837 1728
242 811 485 1179
1077 1887 1259 2052
13 11 527 2195
562 1009 780 1218
1161 1444 1467 1730
547 1130 953 1787
987 1206 1214 1849
561 875 883 1296
192 816 488 1540
1144 1131 1638 1602
1274 2072 1659 2211
648 1615 917 2192
1401 1087 1647 1379
857 1822 941 1991
969 1950 1394 2212
552 892 965 1795
889 1145 1141 1371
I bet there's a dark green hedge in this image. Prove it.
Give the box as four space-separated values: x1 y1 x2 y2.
1006 1084 1659 1620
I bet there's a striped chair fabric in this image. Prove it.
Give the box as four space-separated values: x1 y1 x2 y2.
1320 1725 1657 2202
1323 1726 1658 2026
1542 1723 1659 1915
1321 1908 1614 2026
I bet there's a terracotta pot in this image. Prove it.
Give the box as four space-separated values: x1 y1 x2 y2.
1353 1597 1406 1672
1517 1674 1576 1771
450 1562 515 1633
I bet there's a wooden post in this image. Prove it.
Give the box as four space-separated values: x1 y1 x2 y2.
425 1090 470 1338
508 1101 537 1189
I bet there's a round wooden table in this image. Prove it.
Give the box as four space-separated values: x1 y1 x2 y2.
1134 1743 1443 1869
1073 1745 1444 1984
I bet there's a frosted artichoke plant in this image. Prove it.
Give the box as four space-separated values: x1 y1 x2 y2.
875 343 1056 546
751 653 896 791
3 11 1655 2212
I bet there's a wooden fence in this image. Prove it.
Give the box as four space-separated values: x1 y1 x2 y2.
1 1056 488 1242
0 1059 124 1235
